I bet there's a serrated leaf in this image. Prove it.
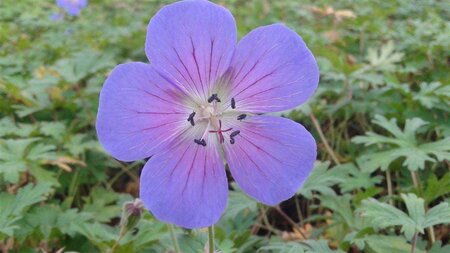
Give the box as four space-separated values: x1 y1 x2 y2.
298 161 347 199
423 173 450 204
0 183 53 236
358 198 416 239
358 194 450 240
352 115 450 171
335 163 382 192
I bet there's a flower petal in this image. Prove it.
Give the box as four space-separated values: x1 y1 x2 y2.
145 0 237 101
96 62 191 162
227 24 319 113
222 115 316 205
139 135 228 229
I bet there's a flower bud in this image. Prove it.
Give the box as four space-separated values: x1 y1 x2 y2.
120 199 144 232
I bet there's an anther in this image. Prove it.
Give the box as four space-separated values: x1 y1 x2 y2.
231 98 236 109
229 130 240 145
194 139 206 146
187 111 196 126
237 114 247 121
230 130 240 138
207 93 221 103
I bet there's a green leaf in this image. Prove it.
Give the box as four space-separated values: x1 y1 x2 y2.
224 184 258 220
82 187 123 222
0 138 56 183
0 183 53 236
358 197 416 239
358 194 450 240
423 173 450 204
54 50 115 83
429 240 450 253
422 202 450 228
335 163 382 192
412 82 450 111
366 41 404 71
352 115 450 171
0 138 37 183
298 161 347 199
319 194 359 230
258 242 306 253
364 235 425 253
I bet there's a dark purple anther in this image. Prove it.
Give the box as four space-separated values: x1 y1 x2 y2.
194 139 207 146
237 114 246 121
207 93 221 103
229 130 240 144
230 130 240 138
231 98 236 109
187 111 196 126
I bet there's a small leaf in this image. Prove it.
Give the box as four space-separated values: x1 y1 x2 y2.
298 161 347 199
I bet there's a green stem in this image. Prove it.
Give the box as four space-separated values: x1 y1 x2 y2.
386 170 393 205
168 224 181 253
208 225 214 253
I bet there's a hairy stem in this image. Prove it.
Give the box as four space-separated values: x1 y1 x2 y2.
208 225 215 253
168 224 181 253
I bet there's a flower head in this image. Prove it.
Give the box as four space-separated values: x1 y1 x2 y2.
96 0 319 229
56 0 88 16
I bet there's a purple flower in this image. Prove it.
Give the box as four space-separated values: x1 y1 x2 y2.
56 0 88 16
96 0 319 229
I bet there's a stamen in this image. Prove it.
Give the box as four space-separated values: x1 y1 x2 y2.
194 139 206 146
187 111 196 126
229 130 240 144
231 98 236 109
207 93 221 103
237 114 247 121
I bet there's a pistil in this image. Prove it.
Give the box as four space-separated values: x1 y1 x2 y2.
209 120 232 143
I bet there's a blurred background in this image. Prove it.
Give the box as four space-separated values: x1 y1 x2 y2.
0 0 449 252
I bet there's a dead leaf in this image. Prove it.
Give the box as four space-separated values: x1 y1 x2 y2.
43 156 86 172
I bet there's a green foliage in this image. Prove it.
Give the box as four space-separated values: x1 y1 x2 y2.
0 0 449 252
0 183 52 237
